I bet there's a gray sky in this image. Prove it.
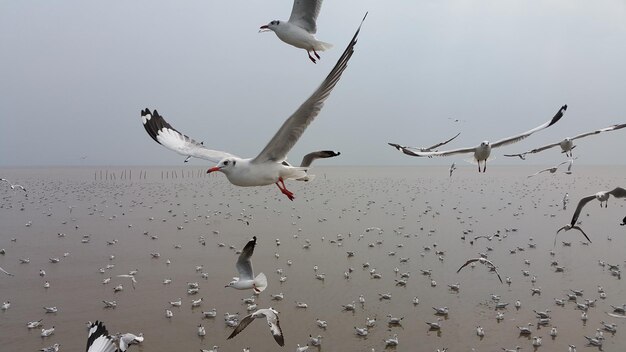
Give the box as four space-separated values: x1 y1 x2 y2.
2 0 625 167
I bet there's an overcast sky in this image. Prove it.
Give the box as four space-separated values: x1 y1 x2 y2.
1 0 625 167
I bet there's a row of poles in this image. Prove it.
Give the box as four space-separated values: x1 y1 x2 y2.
94 169 213 181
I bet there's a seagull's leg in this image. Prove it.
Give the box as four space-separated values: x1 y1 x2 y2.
313 50 321 60
478 162 480 173
307 51 317 64
275 178 295 201
483 162 487 173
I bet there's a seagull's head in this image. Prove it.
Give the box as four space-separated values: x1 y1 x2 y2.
480 141 490 147
259 20 280 32
207 158 237 174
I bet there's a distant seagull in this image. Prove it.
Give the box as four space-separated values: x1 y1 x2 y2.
505 123 626 159
563 193 569 210
526 160 570 178
449 162 457 177
141 16 365 200
398 105 567 172
457 257 503 284
557 187 626 243
40 343 59 352
116 274 137 289
227 308 284 347
0 266 14 276
0 178 27 193
388 132 461 157
259 0 333 63
563 158 577 174
86 321 118 352
226 236 267 293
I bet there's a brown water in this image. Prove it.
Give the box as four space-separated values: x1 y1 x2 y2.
0 166 625 351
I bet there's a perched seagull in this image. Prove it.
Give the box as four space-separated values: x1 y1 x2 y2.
527 160 570 178
449 162 457 177
259 0 332 63
40 343 60 352
141 16 366 200
227 308 284 347
457 257 503 283
0 265 14 276
27 319 43 329
505 123 626 159
388 132 461 156
398 105 567 172
226 236 267 293
557 187 626 243
86 321 118 352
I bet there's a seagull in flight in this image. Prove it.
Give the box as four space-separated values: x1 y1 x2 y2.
388 133 461 157
0 178 27 193
556 187 626 243
505 123 626 159
449 162 457 177
526 160 570 178
457 257 503 284
226 236 267 293
86 321 118 352
259 0 333 63
227 307 284 347
398 105 567 172
141 15 366 200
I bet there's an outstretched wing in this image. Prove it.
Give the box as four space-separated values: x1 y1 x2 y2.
86 321 118 352
401 146 478 158
266 309 285 346
227 314 255 340
608 187 626 199
569 195 597 226
571 123 626 141
288 0 323 34
424 132 461 151
252 13 367 164
491 105 567 148
456 258 478 273
236 236 257 280
299 150 341 167
140 109 237 163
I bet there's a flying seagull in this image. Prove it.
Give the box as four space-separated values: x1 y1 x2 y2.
397 105 567 172
0 178 27 193
388 133 461 157
620 216 625 226
260 0 332 63
141 15 366 200
226 236 267 293
527 160 570 178
457 257 503 284
86 321 118 352
557 187 626 243
505 123 626 159
449 162 457 177
227 307 284 346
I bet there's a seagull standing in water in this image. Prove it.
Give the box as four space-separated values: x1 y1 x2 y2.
259 0 332 63
227 308 284 347
226 236 267 293
397 105 567 172
557 187 626 243
141 16 366 200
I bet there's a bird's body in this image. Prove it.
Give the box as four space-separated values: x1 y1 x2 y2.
141 16 365 200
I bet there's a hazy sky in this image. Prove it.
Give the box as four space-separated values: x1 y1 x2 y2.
2 1 625 167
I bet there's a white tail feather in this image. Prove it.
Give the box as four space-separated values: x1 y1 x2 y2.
254 273 267 293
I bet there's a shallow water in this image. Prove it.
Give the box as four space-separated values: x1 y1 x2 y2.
0 166 625 351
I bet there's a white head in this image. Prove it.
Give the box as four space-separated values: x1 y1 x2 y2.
207 158 238 175
260 20 281 32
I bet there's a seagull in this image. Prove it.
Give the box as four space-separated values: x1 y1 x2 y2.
227 308 284 347
526 160 570 178
0 178 27 193
27 319 43 329
449 162 457 177
557 187 626 243
398 105 567 172
41 326 55 337
86 321 118 352
141 16 366 200
226 236 267 293
119 332 144 350
505 123 626 159
40 343 60 352
259 0 332 63
388 132 461 157
456 257 503 283
116 274 137 289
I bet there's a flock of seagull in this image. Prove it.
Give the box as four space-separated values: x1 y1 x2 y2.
2 0 626 351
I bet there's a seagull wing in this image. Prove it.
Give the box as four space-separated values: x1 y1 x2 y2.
288 0 323 34
570 195 597 226
227 313 256 340
236 236 257 280
424 132 461 151
572 226 592 243
86 321 118 352
299 150 341 167
252 13 366 164
387 143 425 157
608 187 626 199
402 146 479 158
571 123 626 141
141 109 237 163
456 258 479 273
266 309 285 346
0 266 14 276
491 105 567 148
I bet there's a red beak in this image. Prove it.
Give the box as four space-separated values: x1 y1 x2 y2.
207 166 221 174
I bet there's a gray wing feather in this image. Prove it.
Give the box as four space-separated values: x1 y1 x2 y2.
141 109 237 163
236 237 256 280
571 123 626 141
288 0 323 33
299 150 340 167
252 13 366 164
491 105 567 148
227 314 256 340
405 146 478 158
570 195 597 226
424 132 461 151
609 187 626 198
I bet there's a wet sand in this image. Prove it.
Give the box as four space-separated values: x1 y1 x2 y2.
0 166 625 351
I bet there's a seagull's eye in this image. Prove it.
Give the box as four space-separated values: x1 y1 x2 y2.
232 160 236 166
224 161 229 166
275 20 280 25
